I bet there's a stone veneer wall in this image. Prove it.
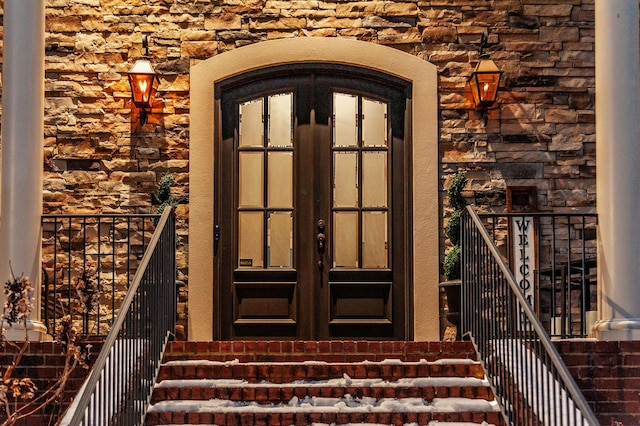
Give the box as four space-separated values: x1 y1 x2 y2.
0 0 595 337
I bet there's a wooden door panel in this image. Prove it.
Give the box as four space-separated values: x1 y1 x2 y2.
232 282 297 337
328 282 394 338
329 282 392 322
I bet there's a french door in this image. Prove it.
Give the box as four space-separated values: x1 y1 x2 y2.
215 65 411 339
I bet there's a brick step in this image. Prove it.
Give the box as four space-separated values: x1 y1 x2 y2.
163 340 477 363
145 341 504 426
156 360 486 383
151 378 495 404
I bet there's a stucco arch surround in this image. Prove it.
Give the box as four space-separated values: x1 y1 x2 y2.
188 37 439 341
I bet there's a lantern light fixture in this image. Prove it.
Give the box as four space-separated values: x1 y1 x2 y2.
128 35 158 126
468 33 503 126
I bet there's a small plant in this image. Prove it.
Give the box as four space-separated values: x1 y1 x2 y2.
444 172 467 280
155 173 178 217
443 244 461 281
75 267 99 315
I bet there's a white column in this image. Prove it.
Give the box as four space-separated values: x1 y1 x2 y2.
594 0 640 340
0 0 47 341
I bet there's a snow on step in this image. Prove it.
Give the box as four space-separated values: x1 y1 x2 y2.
154 376 489 389
155 359 487 385
148 396 499 414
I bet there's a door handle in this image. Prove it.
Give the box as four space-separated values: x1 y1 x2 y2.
317 219 326 268
317 232 326 254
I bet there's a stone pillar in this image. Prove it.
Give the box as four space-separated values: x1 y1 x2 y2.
594 0 640 340
0 0 47 341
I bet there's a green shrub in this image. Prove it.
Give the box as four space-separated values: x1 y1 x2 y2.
448 172 467 212
155 173 178 216
444 171 467 280
445 209 462 246
443 245 461 280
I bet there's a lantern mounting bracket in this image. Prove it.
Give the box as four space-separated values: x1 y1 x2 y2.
479 32 488 57
142 35 149 57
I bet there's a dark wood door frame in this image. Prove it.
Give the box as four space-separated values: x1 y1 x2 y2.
214 64 412 340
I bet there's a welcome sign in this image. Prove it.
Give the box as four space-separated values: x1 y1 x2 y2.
512 215 536 311
511 216 536 327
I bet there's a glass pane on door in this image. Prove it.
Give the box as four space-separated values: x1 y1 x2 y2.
363 211 388 268
268 211 293 268
239 152 264 208
333 93 358 147
362 151 387 208
333 152 358 208
362 98 387 147
333 211 358 268
268 93 293 147
238 211 263 268
268 151 293 208
239 98 264 147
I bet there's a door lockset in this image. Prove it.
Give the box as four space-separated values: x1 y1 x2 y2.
317 219 326 268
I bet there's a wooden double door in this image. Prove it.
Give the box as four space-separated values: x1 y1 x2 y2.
215 65 411 340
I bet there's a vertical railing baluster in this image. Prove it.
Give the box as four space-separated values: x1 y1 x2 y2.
461 208 599 426
552 215 558 338
566 215 572 337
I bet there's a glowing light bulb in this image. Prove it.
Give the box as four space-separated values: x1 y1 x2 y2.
482 82 489 99
138 80 148 100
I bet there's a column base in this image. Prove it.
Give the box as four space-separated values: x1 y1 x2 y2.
594 318 640 340
2 319 48 342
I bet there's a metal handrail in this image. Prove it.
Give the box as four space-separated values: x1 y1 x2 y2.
461 206 599 425
477 212 598 338
41 213 161 337
60 207 176 426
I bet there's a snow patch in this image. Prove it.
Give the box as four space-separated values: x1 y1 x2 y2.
163 358 240 367
148 396 500 414
162 358 477 367
155 376 488 389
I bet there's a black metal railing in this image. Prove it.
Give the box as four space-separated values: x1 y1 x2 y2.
478 212 598 338
59 207 176 426
41 213 160 337
461 206 598 425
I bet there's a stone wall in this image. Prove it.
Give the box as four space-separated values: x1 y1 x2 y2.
0 0 596 336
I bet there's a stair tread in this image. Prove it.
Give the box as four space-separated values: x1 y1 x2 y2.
148 396 501 414
156 359 486 383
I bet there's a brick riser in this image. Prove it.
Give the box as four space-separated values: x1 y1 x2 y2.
162 340 478 363
152 383 495 403
157 361 485 382
146 411 505 425
145 341 505 426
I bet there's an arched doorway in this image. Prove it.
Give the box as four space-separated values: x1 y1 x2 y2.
189 38 439 340
216 64 409 339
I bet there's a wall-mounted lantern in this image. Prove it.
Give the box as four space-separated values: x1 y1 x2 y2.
468 33 502 126
128 36 158 126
